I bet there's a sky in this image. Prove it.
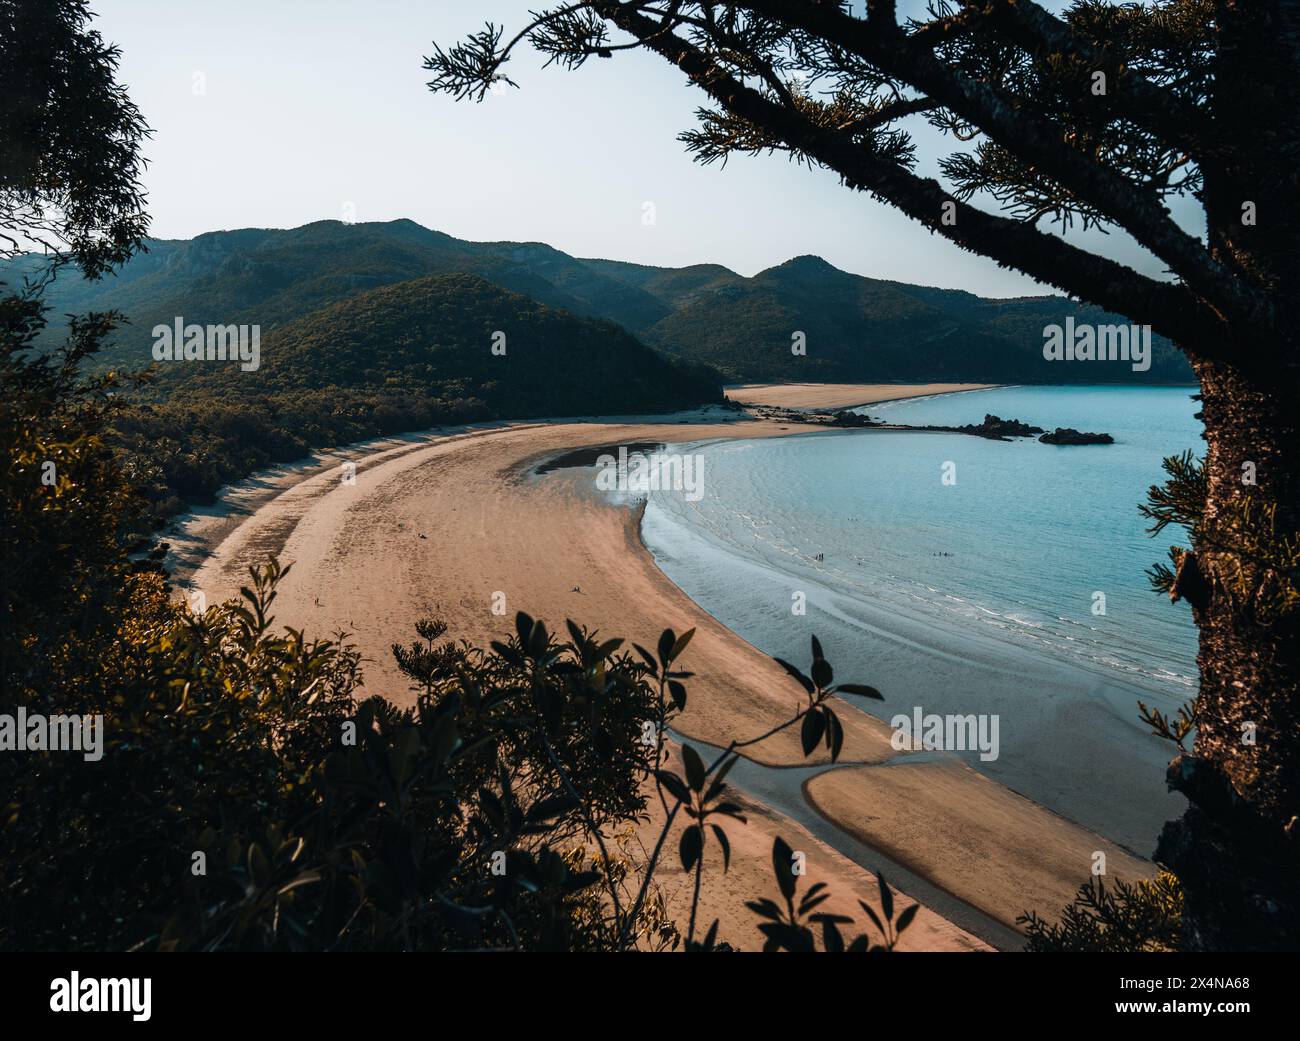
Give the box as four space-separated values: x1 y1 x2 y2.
92 0 1194 298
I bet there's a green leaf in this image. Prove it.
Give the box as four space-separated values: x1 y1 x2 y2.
247 843 270 889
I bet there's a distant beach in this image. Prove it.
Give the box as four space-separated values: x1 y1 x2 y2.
725 382 996 411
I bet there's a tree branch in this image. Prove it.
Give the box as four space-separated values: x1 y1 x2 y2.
600 1 1235 360
717 0 1273 341
970 0 1205 158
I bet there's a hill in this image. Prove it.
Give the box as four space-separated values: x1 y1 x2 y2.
150 272 718 416
597 255 1192 384
110 273 720 517
6 219 671 365
4 219 1194 384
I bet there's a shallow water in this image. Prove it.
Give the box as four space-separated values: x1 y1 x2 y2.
639 385 1203 852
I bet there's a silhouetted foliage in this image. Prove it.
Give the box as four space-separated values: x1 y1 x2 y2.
0 0 149 280
1019 873 1184 953
0 295 154 703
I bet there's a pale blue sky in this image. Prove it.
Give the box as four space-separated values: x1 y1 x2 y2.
93 0 1191 297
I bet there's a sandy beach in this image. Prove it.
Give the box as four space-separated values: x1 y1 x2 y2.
726 382 995 410
177 384 1154 950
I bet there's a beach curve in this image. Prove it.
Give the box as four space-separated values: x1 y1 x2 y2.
176 385 1151 949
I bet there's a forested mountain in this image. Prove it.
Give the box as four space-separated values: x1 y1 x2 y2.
5 218 1193 384
7 219 671 364
146 272 718 416
592 254 1191 383
113 273 719 516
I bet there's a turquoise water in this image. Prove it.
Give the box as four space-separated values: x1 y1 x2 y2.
640 385 1203 850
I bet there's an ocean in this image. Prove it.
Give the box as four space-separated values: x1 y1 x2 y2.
639 385 1203 851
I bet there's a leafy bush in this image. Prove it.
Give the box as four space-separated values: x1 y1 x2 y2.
1019 873 1184 952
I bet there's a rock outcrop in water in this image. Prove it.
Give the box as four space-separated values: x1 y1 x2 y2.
1038 427 1115 445
735 404 1113 445
906 414 1044 440
959 414 1045 439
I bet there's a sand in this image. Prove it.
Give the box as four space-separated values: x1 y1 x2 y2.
725 383 995 411
177 387 1153 950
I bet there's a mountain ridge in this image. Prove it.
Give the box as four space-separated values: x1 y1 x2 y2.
4 218 1194 384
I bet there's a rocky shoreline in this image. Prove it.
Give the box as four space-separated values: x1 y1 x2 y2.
742 404 1114 445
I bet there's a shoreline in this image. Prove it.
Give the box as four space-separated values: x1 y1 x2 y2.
635 437 1189 854
725 382 997 413
174 383 1154 949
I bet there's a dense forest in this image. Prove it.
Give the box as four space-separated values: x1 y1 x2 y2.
68 272 722 523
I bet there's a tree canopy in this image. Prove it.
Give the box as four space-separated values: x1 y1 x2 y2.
0 0 150 281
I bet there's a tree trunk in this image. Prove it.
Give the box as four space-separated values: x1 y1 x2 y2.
1154 1 1300 952
1156 362 1300 950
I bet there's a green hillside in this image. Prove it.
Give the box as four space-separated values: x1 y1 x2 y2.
113 273 720 517
626 256 1190 384
3 218 1195 384
151 272 717 415
7 219 670 364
